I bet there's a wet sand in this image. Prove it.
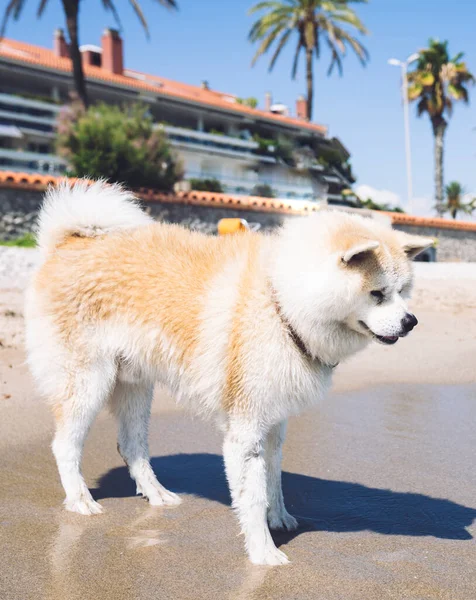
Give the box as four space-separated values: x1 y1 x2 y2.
1 266 476 599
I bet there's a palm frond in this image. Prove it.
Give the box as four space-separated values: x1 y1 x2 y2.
326 38 343 75
128 0 150 35
248 1 288 16
102 0 123 31
334 26 369 64
1 0 24 37
269 29 293 71
448 83 469 102
408 83 423 101
326 7 368 35
37 0 50 17
251 23 287 66
291 38 303 79
416 97 428 116
249 8 292 41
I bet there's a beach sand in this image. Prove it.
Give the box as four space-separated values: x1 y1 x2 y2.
1 260 475 600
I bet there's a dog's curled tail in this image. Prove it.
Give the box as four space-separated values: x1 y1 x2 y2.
36 179 152 257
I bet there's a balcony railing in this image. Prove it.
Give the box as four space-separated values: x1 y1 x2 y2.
158 124 278 163
0 148 67 174
0 92 61 114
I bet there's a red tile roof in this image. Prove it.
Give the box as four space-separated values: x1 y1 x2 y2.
0 37 327 135
381 211 476 232
1 171 476 232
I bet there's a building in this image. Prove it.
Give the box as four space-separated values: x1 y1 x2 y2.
0 30 357 205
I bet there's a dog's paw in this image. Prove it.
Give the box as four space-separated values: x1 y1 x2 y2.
268 510 298 531
249 544 290 566
64 496 103 516
146 489 182 507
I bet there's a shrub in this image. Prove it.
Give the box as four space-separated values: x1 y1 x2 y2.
189 178 224 193
252 183 274 198
0 233 36 247
236 97 258 109
57 102 183 191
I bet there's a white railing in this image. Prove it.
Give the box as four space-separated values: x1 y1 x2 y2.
0 148 67 173
0 92 61 113
161 125 259 150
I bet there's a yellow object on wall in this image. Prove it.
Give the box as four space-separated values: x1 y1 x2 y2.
217 218 250 235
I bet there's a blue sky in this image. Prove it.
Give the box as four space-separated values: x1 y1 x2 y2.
4 0 476 214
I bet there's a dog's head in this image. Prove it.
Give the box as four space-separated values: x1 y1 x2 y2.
340 232 432 345
272 211 434 362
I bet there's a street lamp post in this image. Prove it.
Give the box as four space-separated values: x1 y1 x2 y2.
388 53 419 214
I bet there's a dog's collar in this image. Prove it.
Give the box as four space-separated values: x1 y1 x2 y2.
270 287 338 369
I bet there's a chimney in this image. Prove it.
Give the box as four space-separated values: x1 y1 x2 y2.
80 45 102 68
82 50 95 67
265 92 272 112
201 80 210 90
53 28 69 58
101 28 123 75
296 95 308 120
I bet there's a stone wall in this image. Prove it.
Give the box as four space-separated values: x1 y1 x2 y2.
0 186 295 239
0 188 43 240
1 185 476 262
142 200 294 233
393 223 476 263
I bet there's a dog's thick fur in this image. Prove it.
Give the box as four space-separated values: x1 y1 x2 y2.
25 180 433 565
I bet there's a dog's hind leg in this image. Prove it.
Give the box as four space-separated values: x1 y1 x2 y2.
265 420 298 531
52 360 117 515
109 380 181 506
223 417 289 565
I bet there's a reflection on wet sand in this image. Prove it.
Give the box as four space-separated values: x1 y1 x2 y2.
2 372 476 599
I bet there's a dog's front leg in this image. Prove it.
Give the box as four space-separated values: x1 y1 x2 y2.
265 421 298 531
223 417 289 565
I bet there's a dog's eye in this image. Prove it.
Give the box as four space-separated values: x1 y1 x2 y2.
370 290 384 302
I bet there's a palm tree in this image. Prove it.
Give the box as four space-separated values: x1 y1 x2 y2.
1 0 177 108
407 39 474 213
442 181 475 220
248 0 369 121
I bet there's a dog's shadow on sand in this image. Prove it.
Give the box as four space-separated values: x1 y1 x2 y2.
93 453 476 544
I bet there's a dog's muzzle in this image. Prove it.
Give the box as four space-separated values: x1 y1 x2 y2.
358 314 418 345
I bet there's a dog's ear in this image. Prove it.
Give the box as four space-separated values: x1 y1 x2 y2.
398 233 434 260
342 240 380 264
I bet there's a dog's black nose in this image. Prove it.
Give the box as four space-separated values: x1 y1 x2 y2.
401 313 418 333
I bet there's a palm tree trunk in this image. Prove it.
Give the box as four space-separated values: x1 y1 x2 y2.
61 0 88 108
305 47 313 121
432 118 447 216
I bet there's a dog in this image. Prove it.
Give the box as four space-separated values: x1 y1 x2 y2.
25 180 432 565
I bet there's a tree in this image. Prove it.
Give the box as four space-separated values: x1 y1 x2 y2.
248 0 369 120
441 181 475 219
407 39 474 213
252 183 274 197
57 102 183 191
1 0 178 109
359 197 405 213
189 178 224 193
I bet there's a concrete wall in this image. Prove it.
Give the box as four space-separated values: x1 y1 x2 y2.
1 186 476 262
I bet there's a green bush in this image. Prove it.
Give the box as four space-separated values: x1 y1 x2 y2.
252 183 274 198
359 197 405 213
189 178 224 193
0 233 36 247
236 97 258 109
57 102 183 191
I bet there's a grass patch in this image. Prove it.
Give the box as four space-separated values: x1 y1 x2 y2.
0 233 37 248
